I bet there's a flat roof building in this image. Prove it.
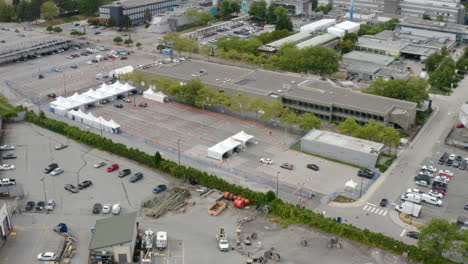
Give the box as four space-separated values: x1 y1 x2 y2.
301 130 384 168
397 17 468 44
0 202 12 248
296 33 339 49
139 60 417 130
99 0 176 26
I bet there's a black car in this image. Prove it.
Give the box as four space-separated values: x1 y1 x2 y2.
78 180 93 189
25 201 35 211
70 65 78 69
406 231 419 239
438 153 448 165
464 204 468 211
114 103 123 108
36 201 45 211
92 203 102 214
44 163 59 173
380 198 388 207
118 169 131 178
446 158 454 166
47 93 57 98
306 164 319 171
38 74 44 79
129 172 143 183
358 169 375 179
459 159 467 170
432 181 447 189
64 184 79 193
2 153 17 159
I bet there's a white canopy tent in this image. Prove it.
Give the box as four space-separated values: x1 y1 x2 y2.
67 109 121 134
345 180 358 190
459 104 468 127
109 65 134 77
50 97 82 115
232 130 254 146
143 88 168 103
207 137 241 160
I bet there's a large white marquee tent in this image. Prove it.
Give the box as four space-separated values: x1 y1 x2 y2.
232 130 254 146
67 109 121 134
143 87 168 103
207 137 241 160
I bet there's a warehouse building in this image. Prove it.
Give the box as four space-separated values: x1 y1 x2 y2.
138 60 417 130
0 203 11 248
89 212 137 263
397 17 468 44
99 0 176 26
301 130 384 168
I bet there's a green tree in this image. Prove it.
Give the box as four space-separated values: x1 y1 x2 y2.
306 46 339 75
313 4 332 14
429 57 456 92
337 118 359 135
144 8 152 23
120 15 132 30
261 101 283 121
12 0 19 6
46 25 54 32
200 44 214 60
425 52 445 72
230 93 251 114
247 98 267 118
173 78 205 106
186 8 214 26
62 0 75 12
30 0 43 20
275 6 292 31
456 57 468 73
40 1 58 20
78 0 101 14
16 0 32 21
230 1 240 14
418 219 459 258
382 127 400 153
113 36 123 44
211 92 232 112
436 15 444 22
220 0 232 17
248 0 267 22
363 77 429 106
0 0 17 22
124 38 133 46
422 14 431 20
194 85 216 108
340 39 355 54
136 42 142 48
266 4 277 24
299 113 321 130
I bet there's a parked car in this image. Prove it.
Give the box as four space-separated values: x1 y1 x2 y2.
0 164 15 171
92 203 102 214
50 168 64 176
64 184 79 193
432 181 447 189
153 184 167 193
380 198 388 207
260 158 273 164
280 163 294 170
446 154 455 166
431 188 447 195
78 180 93 189
70 65 78 69
37 252 57 261
129 172 143 182
456 124 465 128
406 231 419 239
427 190 444 199
44 163 58 173
118 168 131 177
55 143 68 150
421 165 436 173
0 145 15 150
414 175 431 182
112 203 121 215
460 158 468 170
2 153 17 159
306 164 319 171
415 180 429 187
358 169 375 179
114 103 123 108
36 201 45 211
25 201 35 211
45 199 55 211
47 93 57 98
93 161 106 168
465 204 468 211
107 164 119 172
102 204 111 214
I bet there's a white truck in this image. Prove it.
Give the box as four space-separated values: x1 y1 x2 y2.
0 178 16 186
155 231 167 250
400 193 421 204
216 228 230 251
395 201 421 218
421 194 443 206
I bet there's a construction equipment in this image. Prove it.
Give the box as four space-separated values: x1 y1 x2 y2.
140 230 154 264
216 228 230 251
144 188 190 218
53 223 76 242
208 201 226 216
328 237 342 248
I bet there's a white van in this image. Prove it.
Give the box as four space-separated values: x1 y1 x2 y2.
112 203 121 215
156 231 168 250
400 193 421 204
421 194 443 206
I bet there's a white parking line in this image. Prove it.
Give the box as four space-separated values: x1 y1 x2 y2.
400 229 407 237
366 202 377 207
382 211 388 216
362 205 369 211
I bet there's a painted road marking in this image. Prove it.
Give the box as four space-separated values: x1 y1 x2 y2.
362 205 369 211
366 202 377 207
400 229 407 237
382 211 388 216
370 208 376 213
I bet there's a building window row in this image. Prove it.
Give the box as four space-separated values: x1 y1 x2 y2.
283 98 331 112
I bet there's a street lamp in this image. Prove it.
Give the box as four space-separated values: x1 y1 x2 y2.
41 177 48 213
177 139 181 166
359 176 364 198
276 171 280 199
298 182 305 206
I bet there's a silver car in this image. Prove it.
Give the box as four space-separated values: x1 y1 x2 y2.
50 168 63 176
93 161 106 168
45 199 55 211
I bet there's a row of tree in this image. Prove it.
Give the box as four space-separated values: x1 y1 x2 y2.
362 77 429 106
358 18 399 36
185 8 215 27
248 1 293 31
25 109 466 264
219 0 240 18
337 118 401 152
425 46 463 93
123 73 322 131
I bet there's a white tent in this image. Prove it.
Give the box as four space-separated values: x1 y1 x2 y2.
66 110 121 134
459 104 468 127
232 130 254 146
109 65 134 77
345 180 358 189
50 97 82 115
113 81 136 93
143 88 168 103
73 94 99 107
207 137 241 160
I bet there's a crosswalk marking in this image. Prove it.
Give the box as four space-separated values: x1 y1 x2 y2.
400 229 407 237
382 211 387 216
361 205 388 217
362 205 369 211
370 207 376 213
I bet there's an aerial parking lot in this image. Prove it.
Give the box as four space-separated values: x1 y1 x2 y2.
0 122 412 264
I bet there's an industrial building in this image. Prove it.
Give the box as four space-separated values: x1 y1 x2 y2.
271 0 311 16
323 0 465 24
341 51 410 81
397 17 468 44
0 36 73 65
138 60 417 130
99 0 176 25
0 203 12 248
301 130 384 169
89 212 137 263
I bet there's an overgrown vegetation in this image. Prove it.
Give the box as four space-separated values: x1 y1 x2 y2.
416 108 433 126
313 4 332 14
425 47 463 93
376 153 397 172
0 94 22 118
358 18 399 36
248 1 293 31
362 77 429 106
24 110 461 264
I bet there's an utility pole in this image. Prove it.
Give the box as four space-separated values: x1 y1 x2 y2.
63 73 67 96
359 176 363 198
41 177 48 214
177 139 181 166
276 171 280 199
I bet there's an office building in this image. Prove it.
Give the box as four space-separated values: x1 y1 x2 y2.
99 0 176 26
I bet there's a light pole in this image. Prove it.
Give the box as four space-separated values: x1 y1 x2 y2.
276 171 280 199
359 176 364 198
177 139 181 166
41 177 48 214
298 182 305 206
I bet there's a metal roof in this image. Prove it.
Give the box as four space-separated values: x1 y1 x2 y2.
342 51 394 66
296 33 338 49
89 212 137 250
266 31 314 48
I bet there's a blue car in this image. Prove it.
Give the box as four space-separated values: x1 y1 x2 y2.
114 103 123 108
153 184 167 193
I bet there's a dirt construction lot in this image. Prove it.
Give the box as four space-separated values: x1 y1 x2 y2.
0 122 411 264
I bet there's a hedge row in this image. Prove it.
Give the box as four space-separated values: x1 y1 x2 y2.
25 111 455 264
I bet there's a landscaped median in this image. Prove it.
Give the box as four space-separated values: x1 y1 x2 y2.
25 110 457 264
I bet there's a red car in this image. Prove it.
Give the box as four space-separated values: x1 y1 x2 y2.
107 164 119 172
438 173 452 179
103 57 108 60
431 188 446 195
92 59 98 63
456 124 464 128
108 55 115 59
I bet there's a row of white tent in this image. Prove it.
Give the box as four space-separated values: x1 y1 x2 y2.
143 85 168 103
50 81 136 115
68 109 121 134
207 131 254 160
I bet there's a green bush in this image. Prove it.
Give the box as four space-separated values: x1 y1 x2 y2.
24 110 456 264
